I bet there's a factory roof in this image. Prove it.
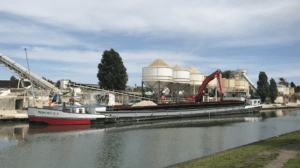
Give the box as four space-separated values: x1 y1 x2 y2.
148 59 170 67
0 80 30 88
173 65 185 71
187 66 203 74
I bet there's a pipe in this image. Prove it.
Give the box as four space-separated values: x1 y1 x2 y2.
241 73 257 91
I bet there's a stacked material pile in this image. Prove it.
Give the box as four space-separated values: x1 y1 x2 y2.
132 101 158 107
187 66 202 74
148 59 170 67
173 65 185 71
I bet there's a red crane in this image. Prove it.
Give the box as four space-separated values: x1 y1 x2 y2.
187 70 223 102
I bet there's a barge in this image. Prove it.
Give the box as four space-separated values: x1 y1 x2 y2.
27 70 261 125
27 98 261 125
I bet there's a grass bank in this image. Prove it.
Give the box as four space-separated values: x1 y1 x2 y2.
169 130 300 168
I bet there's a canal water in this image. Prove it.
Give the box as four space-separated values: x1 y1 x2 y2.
0 108 300 168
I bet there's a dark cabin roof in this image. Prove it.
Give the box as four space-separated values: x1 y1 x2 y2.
0 80 31 88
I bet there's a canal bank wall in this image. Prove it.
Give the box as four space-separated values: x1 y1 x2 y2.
0 110 28 122
262 102 300 109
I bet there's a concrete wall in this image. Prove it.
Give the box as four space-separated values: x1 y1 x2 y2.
24 97 49 108
274 96 283 104
0 97 15 110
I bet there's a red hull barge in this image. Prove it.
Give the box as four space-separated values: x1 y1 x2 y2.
29 117 91 125
27 106 106 126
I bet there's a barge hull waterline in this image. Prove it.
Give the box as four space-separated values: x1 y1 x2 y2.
29 117 91 125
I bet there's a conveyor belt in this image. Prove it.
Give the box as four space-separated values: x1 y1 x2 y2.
0 53 60 92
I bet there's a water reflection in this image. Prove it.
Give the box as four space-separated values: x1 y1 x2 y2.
0 123 29 141
260 109 296 118
0 108 299 168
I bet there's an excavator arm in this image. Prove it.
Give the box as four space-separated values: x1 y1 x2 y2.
194 70 223 102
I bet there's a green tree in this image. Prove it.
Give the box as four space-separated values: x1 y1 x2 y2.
291 82 296 88
10 76 17 81
97 49 128 90
257 71 269 102
222 70 232 79
278 78 289 87
42 77 55 84
56 80 61 88
269 78 278 103
296 85 300 93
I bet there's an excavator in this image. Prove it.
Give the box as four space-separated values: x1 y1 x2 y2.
187 69 223 102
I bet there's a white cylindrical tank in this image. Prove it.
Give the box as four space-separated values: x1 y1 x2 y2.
60 79 69 89
187 66 204 94
222 78 229 88
235 80 245 90
229 79 235 88
142 59 173 94
207 77 218 88
172 65 190 90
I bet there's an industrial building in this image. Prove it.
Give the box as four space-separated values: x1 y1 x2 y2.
141 59 257 103
0 52 299 116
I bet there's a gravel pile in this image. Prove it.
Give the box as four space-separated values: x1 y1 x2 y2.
132 101 158 107
148 59 170 67
173 64 185 71
187 66 202 74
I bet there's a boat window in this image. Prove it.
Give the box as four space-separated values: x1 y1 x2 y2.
79 109 82 113
258 101 260 104
254 101 257 104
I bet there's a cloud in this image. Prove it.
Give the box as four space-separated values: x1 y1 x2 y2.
0 19 81 47
2 47 202 75
0 0 299 47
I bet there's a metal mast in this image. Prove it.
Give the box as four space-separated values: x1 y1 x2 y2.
24 48 36 107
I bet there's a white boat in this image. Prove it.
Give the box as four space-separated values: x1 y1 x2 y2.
245 98 262 111
27 105 107 125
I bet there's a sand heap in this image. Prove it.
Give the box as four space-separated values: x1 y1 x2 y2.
187 66 203 74
148 59 170 67
173 64 185 71
132 101 158 107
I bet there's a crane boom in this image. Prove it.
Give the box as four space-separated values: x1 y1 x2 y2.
194 70 223 102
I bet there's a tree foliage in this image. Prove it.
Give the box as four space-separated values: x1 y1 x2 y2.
222 70 232 79
56 80 61 88
97 49 128 90
295 86 300 93
269 78 278 103
257 71 269 102
278 78 289 87
290 82 296 88
42 77 55 84
10 76 17 81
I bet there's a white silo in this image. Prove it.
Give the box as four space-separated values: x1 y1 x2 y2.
142 59 173 102
207 77 218 88
172 65 190 102
187 66 204 95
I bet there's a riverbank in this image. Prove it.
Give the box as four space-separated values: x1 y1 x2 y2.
169 130 300 168
0 110 28 121
262 102 300 109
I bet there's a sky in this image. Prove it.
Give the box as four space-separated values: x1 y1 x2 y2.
0 0 299 87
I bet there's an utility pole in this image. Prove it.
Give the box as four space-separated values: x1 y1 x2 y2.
25 48 36 107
